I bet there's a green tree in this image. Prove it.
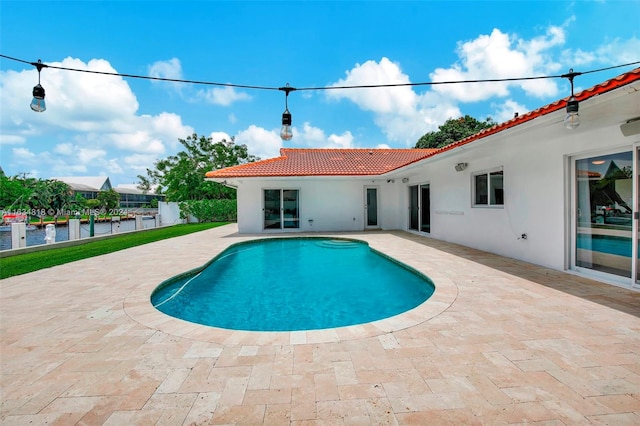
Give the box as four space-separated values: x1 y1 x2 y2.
47 180 75 212
25 178 51 211
86 199 102 210
73 193 88 210
97 189 120 210
138 133 259 201
0 175 32 209
415 115 496 149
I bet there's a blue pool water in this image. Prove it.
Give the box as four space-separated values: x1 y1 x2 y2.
151 238 435 331
577 234 632 257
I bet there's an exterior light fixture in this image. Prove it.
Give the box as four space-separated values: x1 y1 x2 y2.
562 68 582 130
620 117 640 137
454 162 468 172
30 59 47 112
279 83 296 141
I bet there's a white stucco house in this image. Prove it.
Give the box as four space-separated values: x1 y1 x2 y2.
207 68 640 291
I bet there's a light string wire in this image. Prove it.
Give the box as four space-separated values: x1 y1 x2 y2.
1 54 638 93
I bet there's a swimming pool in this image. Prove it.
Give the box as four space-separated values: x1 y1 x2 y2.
151 238 435 332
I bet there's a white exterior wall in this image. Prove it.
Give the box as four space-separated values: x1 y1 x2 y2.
235 178 404 233
398 108 637 272
233 120 636 271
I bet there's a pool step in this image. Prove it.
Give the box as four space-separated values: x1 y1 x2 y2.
315 240 361 249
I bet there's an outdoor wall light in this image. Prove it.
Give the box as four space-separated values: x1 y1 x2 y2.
620 117 640 137
279 84 296 141
30 59 47 112
454 162 468 172
563 68 581 130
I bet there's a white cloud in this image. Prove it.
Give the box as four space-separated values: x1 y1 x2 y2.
326 58 462 145
297 123 327 145
0 57 195 182
195 86 252 106
431 27 563 102
53 143 74 156
563 49 597 66
0 58 193 155
327 57 417 115
27 141 126 177
106 131 166 154
0 135 25 145
124 153 157 171
594 37 640 65
233 123 355 160
491 99 529 123
11 147 37 163
77 147 107 164
149 57 183 80
235 125 282 159
324 24 582 145
147 57 252 107
103 158 124 174
210 131 232 143
327 131 354 149
293 123 355 149
148 57 184 94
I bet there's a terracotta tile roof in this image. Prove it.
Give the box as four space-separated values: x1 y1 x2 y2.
205 148 437 178
206 67 640 179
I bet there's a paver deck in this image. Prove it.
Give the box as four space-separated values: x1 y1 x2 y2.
1 224 639 425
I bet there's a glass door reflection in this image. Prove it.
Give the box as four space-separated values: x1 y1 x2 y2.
575 151 633 278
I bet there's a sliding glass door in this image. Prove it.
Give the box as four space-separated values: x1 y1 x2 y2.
574 151 633 280
283 189 299 229
263 189 299 230
408 183 430 233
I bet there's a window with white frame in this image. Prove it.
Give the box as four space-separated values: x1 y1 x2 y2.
473 169 504 207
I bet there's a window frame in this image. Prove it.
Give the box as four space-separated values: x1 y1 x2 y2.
472 167 504 208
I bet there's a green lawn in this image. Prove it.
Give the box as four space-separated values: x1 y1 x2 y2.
0 222 227 279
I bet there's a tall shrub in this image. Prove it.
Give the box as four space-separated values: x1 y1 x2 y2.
179 199 237 222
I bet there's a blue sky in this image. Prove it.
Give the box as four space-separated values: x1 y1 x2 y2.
1 1 639 187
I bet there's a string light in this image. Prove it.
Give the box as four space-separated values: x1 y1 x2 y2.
1 54 638 132
279 84 295 141
562 68 581 130
3 54 636 92
30 59 46 112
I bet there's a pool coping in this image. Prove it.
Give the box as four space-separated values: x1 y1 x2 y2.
123 232 458 346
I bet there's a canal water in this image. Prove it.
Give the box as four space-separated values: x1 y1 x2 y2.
0 219 157 251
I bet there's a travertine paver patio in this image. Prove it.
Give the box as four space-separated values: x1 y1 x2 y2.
1 223 639 425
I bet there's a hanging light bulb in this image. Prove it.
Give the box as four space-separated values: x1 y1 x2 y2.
31 84 46 112
280 107 293 141
562 68 581 130
279 84 296 141
564 96 580 129
30 59 47 112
